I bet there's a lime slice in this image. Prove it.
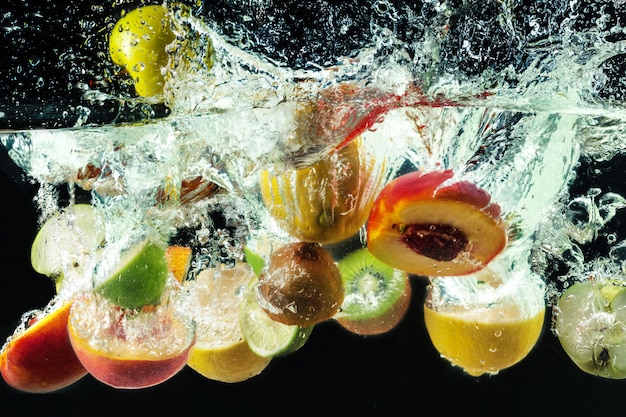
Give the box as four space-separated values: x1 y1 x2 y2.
30 204 104 286
239 279 313 358
95 239 169 309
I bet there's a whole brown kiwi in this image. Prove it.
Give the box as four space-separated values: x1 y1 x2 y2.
258 242 344 326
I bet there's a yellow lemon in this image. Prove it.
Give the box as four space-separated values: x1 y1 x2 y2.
424 303 545 376
185 263 271 383
109 5 176 97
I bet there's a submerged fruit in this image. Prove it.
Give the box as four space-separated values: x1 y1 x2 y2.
239 278 313 357
186 264 271 383
335 248 411 335
555 280 626 379
68 291 195 389
367 169 506 276
109 5 176 97
258 242 344 326
30 204 104 292
1 300 87 393
94 239 169 310
424 302 544 376
260 138 384 245
424 274 545 376
165 245 193 283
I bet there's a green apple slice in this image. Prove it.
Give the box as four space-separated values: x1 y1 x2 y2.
30 204 104 291
95 239 169 310
239 279 313 358
556 281 626 379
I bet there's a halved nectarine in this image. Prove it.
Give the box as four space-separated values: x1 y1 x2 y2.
68 291 195 389
1 299 87 393
366 169 506 276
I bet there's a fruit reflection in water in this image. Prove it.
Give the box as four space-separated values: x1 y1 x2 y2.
260 137 385 245
367 170 507 277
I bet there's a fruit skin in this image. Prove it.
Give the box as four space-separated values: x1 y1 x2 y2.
336 276 411 336
67 294 195 389
423 303 545 376
367 169 506 277
185 264 271 383
334 247 412 335
95 240 169 310
1 301 87 393
260 138 383 245
555 281 626 379
239 278 314 357
186 339 271 384
68 328 192 389
258 242 344 326
109 5 176 97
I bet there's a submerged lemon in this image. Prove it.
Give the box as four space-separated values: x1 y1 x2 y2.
424 303 545 376
239 279 313 358
185 264 271 383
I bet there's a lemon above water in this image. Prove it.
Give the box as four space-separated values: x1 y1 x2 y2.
109 5 176 98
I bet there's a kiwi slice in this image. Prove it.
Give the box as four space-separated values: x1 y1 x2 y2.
335 248 411 335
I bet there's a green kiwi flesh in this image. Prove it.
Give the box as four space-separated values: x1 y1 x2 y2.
337 248 409 321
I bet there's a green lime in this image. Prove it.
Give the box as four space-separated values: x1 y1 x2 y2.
95 239 169 309
30 204 104 291
239 279 313 358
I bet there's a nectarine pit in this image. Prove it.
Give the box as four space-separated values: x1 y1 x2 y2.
397 223 468 262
